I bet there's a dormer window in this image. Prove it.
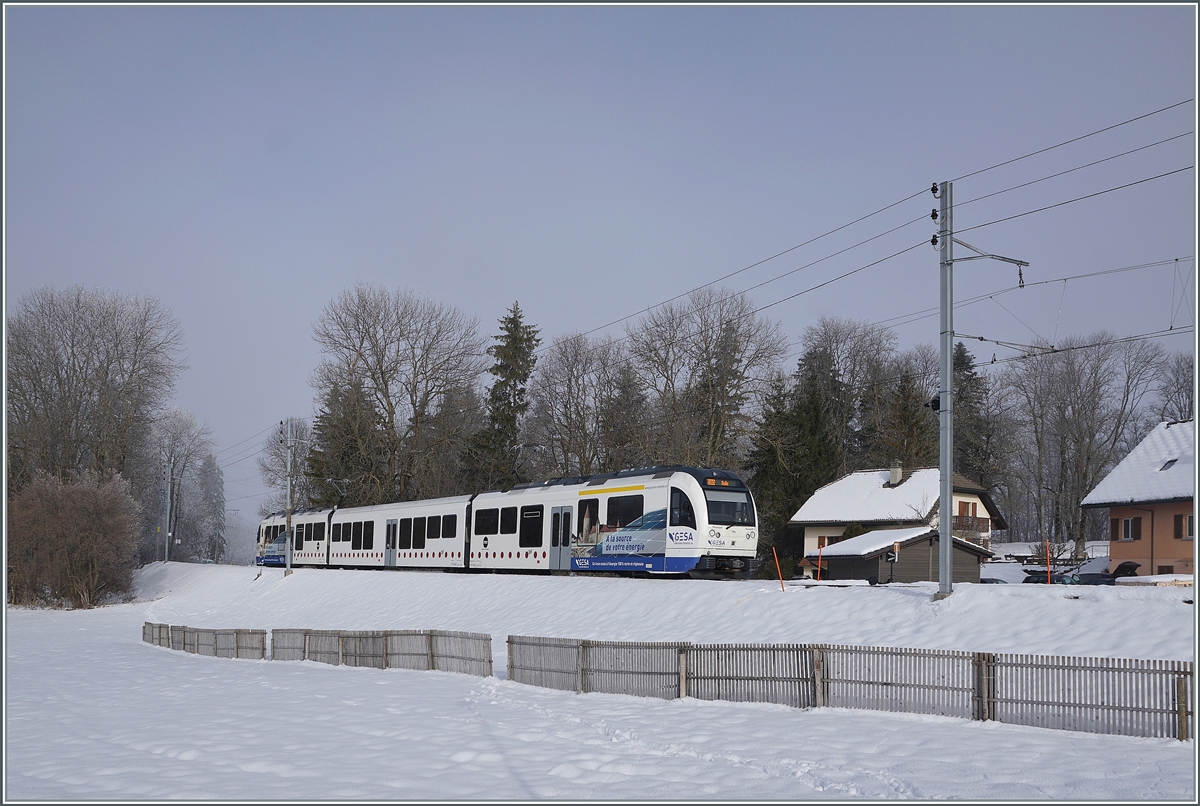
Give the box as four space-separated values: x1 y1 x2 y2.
1160 459 1178 471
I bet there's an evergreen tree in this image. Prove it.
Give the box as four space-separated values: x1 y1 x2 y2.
872 370 938 470
469 302 541 489
306 378 391 508
746 364 840 560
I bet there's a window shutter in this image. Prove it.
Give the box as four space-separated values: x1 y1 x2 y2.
1132 517 1142 541
1175 514 1184 540
1110 518 1119 542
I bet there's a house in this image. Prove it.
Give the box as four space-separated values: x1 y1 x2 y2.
802 525 994 584
1081 419 1194 577
787 461 1007 565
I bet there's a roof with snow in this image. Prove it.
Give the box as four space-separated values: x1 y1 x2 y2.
1081 420 1195 507
803 526 993 559
789 467 1006 528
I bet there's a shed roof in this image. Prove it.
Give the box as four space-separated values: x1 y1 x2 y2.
789 467 1006 528
1081 420 1194 507
803 526 993 560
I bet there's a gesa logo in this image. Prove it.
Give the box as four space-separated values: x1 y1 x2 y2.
668 531 694 544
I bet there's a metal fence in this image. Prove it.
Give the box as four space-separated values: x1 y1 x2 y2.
142 622 266 660
270 628 493 677
507 635 1193 741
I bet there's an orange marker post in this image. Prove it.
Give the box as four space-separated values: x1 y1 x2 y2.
816 543 824 581
772 546 785 593
1045 539 1051 585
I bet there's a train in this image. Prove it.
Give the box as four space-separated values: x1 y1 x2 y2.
255 465 759 578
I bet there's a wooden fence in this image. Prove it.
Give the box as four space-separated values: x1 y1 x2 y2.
271 628 493 677
507 635 1193 741
142 622 266 660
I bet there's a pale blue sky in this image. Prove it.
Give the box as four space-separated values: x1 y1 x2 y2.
5 4 1196 524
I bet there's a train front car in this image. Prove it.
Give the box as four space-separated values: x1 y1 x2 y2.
558 466 758 577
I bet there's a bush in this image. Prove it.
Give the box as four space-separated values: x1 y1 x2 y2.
7 472 141 608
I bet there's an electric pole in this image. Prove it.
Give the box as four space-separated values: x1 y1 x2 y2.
931 180 1027 601
284 420 294 577
164 457 176 563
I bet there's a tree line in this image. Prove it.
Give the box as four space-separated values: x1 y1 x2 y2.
6 280 1189 607
7 287 227 606
260 281 1192 565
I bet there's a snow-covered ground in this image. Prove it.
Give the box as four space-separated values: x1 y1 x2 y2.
5 562 1196 801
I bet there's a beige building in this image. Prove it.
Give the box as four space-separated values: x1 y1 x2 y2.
1081 420 1194 577
787 462 1007 574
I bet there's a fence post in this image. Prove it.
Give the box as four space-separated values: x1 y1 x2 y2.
811 645 826 708
426 631 436 671
973 652 997 721
1178 676 1190 742
678 645 690 699
576 640 589 695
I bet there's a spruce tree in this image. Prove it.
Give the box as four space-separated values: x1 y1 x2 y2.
306 378 391 507
469 302 541 489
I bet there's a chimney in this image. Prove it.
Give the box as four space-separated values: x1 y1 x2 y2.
889 460 902 486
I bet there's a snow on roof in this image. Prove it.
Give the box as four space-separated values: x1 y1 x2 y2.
803 526 934 558
790 468 943 524
1082 420 1195 507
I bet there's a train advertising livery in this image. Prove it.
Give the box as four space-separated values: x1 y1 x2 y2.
571 508 699 573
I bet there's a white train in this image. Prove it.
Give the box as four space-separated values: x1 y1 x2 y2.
256 465 759 577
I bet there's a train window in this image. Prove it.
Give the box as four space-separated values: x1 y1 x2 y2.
295 523 305 550
670 488 697 529
427 515 441 541
519 506 544 548
398 518 412 550
578 499 600 545
606 495 644 529
413 517 426 550
475 509 499 536
332 523 341 542
500 507 518 535
363 520 374 551
551 512 560 547
442 513 457 539
352 521 363 551
313 522 325 542
385 521 396 551
704 489 756 526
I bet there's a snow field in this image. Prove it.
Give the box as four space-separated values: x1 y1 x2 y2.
4 562 1196 801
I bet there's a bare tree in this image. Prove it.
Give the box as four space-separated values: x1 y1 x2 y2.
311 284 488 501
6 286 185 492
256 417 314 518
626 288 787 468
1156 350 1194 422
797 316 898 473
1001 333 1165 556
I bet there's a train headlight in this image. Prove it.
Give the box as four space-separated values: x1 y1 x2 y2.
747 531 756 540
709 529 720 539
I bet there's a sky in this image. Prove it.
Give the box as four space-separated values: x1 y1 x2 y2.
4 5 1197 537
4 562 1196 800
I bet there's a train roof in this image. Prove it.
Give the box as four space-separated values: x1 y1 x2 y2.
261 467 747 521
507 465 747 491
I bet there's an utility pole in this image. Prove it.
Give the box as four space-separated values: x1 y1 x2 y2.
931 180 1027 601
284 420 295 577
164 457 176 563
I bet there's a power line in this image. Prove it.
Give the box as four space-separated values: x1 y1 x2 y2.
949 99 1193 183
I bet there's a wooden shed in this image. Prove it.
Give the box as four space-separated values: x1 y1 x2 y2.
803 526 994 584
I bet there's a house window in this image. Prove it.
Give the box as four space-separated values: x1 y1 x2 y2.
1121 517 1142 541
957 501 977 518
1174 513 1194 541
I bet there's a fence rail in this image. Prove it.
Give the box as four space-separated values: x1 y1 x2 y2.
506 635 1193 741
272 628 493 676
143 624 1192 740
142 623 266 660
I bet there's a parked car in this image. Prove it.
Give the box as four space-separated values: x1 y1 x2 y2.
1076 561 1142 586
979 577 1008 584
1022 571 1079 584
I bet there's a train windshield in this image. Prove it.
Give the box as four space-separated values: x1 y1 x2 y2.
704 490 756 526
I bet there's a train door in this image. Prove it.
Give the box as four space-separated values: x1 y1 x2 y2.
550 506 573 570
385 519 398 567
